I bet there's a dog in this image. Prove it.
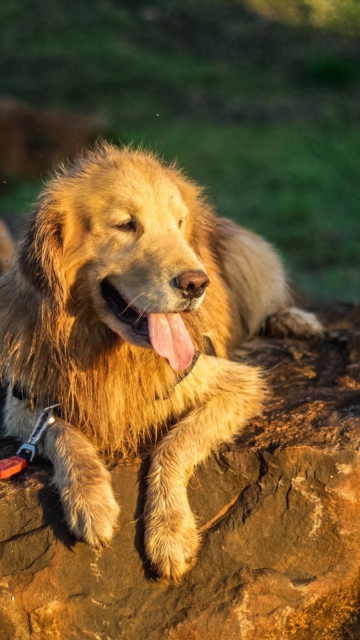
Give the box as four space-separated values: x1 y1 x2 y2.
0 220 14 276
0 143 323 580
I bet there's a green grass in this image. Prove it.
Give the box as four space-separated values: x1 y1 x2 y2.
1 0 360 119
2 119 360 302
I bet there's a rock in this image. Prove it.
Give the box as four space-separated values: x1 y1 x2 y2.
0 97 99 180
2 302 360 639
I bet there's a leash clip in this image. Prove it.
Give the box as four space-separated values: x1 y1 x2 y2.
0 404 60 479
16 404 59 463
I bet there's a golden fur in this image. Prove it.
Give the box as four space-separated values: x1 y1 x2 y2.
0 220 14 276
0 144 323 579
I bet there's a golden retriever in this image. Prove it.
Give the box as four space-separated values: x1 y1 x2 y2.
0 144 322 580
0 220 14 276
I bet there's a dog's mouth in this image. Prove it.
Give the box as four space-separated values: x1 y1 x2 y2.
100 278 195 371
100 278 149 338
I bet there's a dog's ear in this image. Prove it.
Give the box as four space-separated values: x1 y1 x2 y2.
19 198 67 310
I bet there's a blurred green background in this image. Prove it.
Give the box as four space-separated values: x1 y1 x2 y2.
1 0 360 301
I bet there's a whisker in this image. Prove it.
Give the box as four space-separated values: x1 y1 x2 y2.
133 302 156 326
136 306 149 322
122 292 146 315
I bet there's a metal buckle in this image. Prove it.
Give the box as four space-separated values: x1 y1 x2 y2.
16 404 59 463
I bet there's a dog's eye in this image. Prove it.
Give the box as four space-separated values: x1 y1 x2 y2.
179 219 184 229
114 219 137 232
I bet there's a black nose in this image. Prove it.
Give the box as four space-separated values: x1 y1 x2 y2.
174 270 210 299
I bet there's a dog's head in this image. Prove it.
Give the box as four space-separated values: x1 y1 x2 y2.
20 145 210 370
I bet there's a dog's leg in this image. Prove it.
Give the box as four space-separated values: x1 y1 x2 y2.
213 217 324 340
265 306 323 339
144 356 263 581
5 396 120 546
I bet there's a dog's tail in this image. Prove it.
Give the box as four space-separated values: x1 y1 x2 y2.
0 220 15 275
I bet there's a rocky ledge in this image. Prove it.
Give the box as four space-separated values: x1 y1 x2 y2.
2 303 360 640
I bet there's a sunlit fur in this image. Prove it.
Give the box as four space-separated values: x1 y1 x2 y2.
0 143 323 579
0 220 14 276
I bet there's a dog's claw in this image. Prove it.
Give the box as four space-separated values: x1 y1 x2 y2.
59 476 120 547
145 511 200 581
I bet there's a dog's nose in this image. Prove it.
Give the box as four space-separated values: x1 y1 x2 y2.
174 270 210 299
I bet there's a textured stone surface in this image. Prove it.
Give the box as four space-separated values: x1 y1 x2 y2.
2 303 360 639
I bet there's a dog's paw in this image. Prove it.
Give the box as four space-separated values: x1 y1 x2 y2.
266 307 324 339
59 472 120 547
144 508 200 581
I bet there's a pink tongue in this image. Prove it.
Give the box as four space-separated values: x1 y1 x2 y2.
147 313 194 371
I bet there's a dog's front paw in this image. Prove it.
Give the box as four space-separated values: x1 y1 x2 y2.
58 468 120 547
144 507 200 581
